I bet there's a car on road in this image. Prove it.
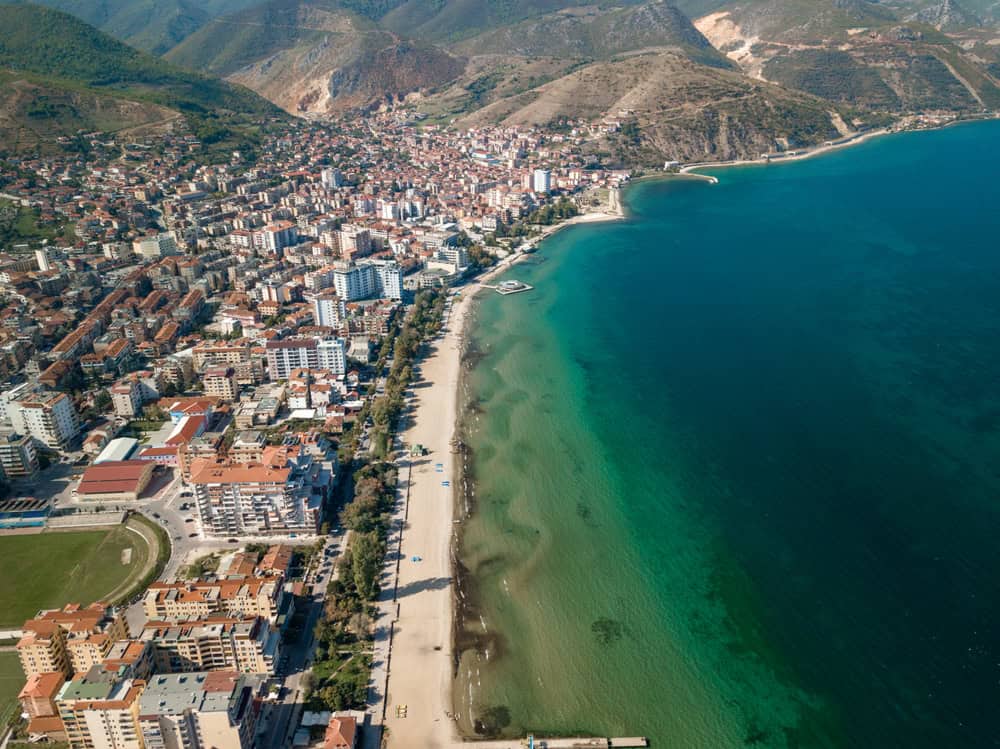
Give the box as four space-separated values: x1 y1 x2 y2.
188 533 198 538
227 538 239 543
185 518 194 523
152 512 161 519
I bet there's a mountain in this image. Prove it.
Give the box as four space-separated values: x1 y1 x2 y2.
166 0 466 114
907 0 983 30
442 50 854 163
379 0 647 42
450 1 731 68
7 0 263 54
691 0 1000 111
0 4 282 154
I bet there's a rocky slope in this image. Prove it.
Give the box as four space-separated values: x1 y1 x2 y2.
167 0 465 114
444 51 857 163
692 0 1000 111
451 1 731 67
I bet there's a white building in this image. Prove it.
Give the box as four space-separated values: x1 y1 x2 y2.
35 248 52 272
333 261 403 302
9 392 78 450
265 337 346 380
321 168 344 189
133 232 179 261
311 293 345 328
532 168 552 194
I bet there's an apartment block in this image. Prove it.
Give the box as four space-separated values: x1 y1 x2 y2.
56 668 145 749
138 671 264 749
142 578 283 624
140 617 279 675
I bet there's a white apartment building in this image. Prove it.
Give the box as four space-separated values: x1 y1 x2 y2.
333 261 403 302
533 168 552 194
265 337 345 380
311 293 345 328
10 392 79 450
133 232 179 261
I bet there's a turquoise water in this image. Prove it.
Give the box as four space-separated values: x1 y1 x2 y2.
454 120 1000 748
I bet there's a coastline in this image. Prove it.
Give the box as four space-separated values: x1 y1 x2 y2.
381 197 627 748
677 114 1000 178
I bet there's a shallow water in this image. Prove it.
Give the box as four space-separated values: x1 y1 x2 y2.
455 120 1000 748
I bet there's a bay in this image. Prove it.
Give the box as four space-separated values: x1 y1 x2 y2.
454 120 1000 748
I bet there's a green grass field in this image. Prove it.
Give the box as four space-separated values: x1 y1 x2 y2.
0 652 24 726
0 527 147 628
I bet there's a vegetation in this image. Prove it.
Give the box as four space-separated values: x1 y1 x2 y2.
0 526 146 626
307 290 446 713
0 199 75 248
181 553 220 580
0 4 282 160
0 652 24 732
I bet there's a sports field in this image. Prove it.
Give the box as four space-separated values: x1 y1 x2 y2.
0 526 150 628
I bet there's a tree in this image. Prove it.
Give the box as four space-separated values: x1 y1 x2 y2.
351 532 382 601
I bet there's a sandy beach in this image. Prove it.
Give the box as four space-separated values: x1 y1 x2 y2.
380 284 471 749
380 203 624 749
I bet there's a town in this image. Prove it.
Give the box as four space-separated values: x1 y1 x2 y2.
0 110 628 749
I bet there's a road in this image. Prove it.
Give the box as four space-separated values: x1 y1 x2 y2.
259 534 344 748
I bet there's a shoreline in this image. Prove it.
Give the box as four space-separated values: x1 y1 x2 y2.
381 195 626 748
676 114 1000 179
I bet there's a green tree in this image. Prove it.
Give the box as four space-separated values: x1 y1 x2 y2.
351 531 382 601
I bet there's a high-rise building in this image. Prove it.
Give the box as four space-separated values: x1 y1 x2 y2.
333 261 403 302
133 232 179 261
321 168 344 188
265 337 345 380
35 247 52 272
137 671 265 749
0 429 39 478
311 293 345 328
9 392 79 450
532 168 552 193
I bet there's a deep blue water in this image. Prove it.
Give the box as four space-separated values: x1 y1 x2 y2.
462 120 1000 748
560 121 1000 747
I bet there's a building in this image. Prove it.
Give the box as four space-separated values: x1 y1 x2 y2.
56 668 145 749
320 168 343 188
0 429 39 478
19 671 67 741
252 221 298 255
265 337 345 380
111 381 143 419
75 460 155 502
332 261 402 302
18 604 129 679
229 431 265 464
203 367 239 402
141 616 279 675
142 579 283 623
138 671 265 749
94 438 139 464
311 293 345 328
10 391 79 450
189 463 301 536
532 168 552 193
134 232 179 261
323 716 358 749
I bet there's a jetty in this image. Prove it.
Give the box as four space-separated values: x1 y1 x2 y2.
482 279 534 295
456 737 648 748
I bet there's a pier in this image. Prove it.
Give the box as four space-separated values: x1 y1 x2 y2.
455 737 648 748
482 279 534 295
